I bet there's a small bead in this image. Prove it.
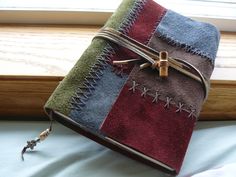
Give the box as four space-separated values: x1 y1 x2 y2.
39 128 50 141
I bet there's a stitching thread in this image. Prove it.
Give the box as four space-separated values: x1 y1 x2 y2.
141 87 149 97
128 80 197 118
175 102 184 113
188 106 196 118
118 0 147 34
112 64 128 77
152 91 161 103
145 9 167 45
128 80 139 93
157 32 214 64
164 97 172 109
70 0 146 111
69 44 115 111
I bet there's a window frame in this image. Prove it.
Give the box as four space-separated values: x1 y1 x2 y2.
0 0 236 31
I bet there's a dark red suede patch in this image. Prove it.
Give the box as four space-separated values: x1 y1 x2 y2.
100 84 195 173
101 0 190 172
128 0 166 45
110 0 166 73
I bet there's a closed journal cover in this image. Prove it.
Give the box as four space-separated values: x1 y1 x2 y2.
43 0 220 174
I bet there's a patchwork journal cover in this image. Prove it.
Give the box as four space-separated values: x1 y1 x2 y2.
44 0 220 174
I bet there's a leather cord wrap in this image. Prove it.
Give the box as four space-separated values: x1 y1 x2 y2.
93 27 209 102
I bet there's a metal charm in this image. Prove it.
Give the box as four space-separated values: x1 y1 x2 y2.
21 122 52 161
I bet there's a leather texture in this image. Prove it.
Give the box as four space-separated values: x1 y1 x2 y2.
128 34 214 116
69 0 167 134
100 25 216 174
44 0 220 174
100 83 195 173
99 0 218 174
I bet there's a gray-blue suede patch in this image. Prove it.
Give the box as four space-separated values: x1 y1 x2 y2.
156 10 220 61
69 65 128 133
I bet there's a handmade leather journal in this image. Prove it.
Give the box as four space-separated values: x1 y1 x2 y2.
42 0 220 174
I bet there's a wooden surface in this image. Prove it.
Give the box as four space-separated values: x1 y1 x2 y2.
0 24 235 120
0 75 62 120
0 25 97 76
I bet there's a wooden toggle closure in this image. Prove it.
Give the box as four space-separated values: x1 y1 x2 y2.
94 27 209 101
113 51 169 78
159 51 169 78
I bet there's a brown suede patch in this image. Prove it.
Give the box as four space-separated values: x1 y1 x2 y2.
127 34 214 116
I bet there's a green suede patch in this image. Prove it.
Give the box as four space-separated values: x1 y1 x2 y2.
45 0 137 116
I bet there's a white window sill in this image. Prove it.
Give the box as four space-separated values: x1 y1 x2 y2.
0 0 236 31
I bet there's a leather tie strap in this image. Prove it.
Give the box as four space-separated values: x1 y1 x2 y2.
94 27 209 101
